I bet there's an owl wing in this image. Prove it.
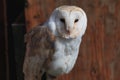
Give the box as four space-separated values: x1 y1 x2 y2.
23 25 56 80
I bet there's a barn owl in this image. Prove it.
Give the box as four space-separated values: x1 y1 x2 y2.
23 5 87 80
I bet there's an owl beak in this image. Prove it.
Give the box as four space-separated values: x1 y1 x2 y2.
66 30 70 35
66 26 71 35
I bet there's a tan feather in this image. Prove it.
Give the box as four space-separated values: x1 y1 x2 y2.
23 25 56 80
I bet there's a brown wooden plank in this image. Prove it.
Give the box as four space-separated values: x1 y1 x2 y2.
114 1 120 79
25 0 55 32
103 0 120 80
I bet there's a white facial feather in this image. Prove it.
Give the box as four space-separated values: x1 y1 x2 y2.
47 5 87 39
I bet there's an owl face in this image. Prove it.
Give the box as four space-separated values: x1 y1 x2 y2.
48 6 87 39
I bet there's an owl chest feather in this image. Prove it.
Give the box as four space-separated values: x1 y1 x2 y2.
47 37 81 76
55 37 81 56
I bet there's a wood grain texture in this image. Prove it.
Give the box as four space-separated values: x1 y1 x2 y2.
0 0 8 80
25 0 120 80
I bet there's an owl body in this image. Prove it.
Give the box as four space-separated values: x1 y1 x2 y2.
47 36 82 76
23 5 87 80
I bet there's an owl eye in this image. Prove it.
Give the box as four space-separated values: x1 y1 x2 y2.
74 19 79 23
60 18 65 23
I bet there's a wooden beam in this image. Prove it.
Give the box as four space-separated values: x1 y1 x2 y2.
0 0 9 80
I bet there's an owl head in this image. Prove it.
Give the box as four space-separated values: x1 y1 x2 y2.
47 5 87 39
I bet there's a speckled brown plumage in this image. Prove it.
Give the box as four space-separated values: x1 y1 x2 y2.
23 25 56 80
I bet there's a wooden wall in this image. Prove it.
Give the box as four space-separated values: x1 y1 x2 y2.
25 0 120 80
0 0 25 80
0 0 8 80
